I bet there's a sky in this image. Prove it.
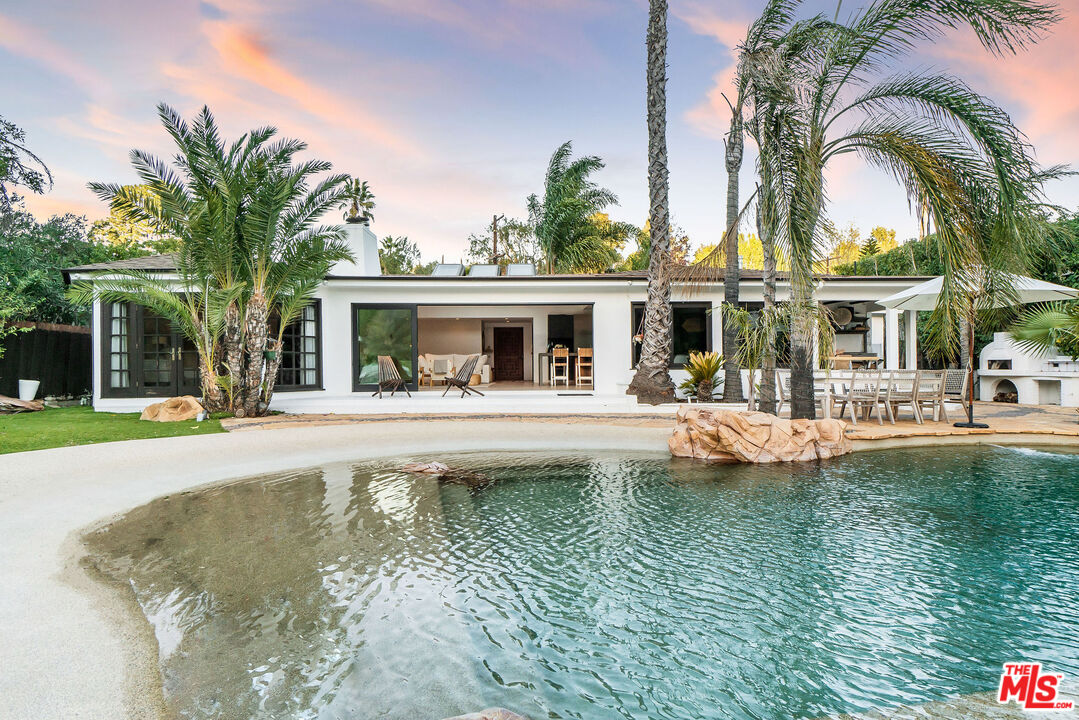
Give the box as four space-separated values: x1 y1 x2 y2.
2 0 1078 264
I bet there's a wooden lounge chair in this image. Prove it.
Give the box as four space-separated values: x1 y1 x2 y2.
372 355 411 398
442 354 485 397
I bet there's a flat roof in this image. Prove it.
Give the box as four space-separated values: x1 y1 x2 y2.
65 253 934 284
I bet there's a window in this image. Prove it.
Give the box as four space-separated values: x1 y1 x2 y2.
105 302 131 392
352 304 417 390
631 302 711 367
274 302 322 390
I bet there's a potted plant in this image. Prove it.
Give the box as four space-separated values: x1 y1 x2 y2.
679 351 723 402
340 178 376 224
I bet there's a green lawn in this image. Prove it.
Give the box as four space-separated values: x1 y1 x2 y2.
0 405 226 455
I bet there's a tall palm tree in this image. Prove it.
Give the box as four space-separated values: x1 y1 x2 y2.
628 0 676 404
526 141 633 273
724 0 1059 419
73 104 353 416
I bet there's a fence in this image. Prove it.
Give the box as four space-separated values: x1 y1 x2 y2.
0 322 92 399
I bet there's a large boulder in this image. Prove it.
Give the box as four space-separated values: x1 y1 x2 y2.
140 395 204 422
669 407 851 463
442 710 530 720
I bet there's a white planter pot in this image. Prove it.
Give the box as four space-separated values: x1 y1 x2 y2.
18 379 40 402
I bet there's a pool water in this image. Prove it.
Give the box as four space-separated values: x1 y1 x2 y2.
86 446 1079 720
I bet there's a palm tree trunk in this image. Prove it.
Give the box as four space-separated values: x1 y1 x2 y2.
223 301 244 413
240 294 268 417
260 338 283 414
628 0 675 404
722 109 745 403
199 363 225 413
758 212 778 415
789 283 817 419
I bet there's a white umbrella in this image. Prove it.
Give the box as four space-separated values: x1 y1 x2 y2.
877 273 1079 427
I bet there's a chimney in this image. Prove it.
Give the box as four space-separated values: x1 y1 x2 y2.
333 221 380 276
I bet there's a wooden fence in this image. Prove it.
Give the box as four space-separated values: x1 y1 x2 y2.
0 322 92 398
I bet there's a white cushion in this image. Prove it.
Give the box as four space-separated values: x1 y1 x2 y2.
432 356 452 374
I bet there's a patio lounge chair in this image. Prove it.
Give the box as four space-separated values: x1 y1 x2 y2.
443 354 485 397
372 355 411 398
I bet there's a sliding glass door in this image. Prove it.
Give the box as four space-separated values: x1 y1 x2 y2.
352 304 417 391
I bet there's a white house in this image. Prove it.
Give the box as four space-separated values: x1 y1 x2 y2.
66 223 932 413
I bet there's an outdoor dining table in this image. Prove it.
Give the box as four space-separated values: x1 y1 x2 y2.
538 351 578 384
830 355 881 369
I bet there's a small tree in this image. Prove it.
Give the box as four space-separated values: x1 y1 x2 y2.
340 179 375 223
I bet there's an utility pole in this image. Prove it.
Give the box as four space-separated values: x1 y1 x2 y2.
491 214 505 265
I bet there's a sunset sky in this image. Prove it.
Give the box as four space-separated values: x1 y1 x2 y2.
2 0 1077 263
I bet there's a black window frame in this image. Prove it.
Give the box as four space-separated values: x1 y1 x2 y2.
271 300 324 392
630 301 713 369
100 300 136 398
351 303 419 392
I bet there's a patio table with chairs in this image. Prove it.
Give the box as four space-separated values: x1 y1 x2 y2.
776 367 968 426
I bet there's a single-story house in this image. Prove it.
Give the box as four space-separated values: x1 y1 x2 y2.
66 223 932 413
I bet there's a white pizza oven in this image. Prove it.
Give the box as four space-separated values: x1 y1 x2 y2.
979 332 1079 406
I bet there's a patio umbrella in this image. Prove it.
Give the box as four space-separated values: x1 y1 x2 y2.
877 273 1079 428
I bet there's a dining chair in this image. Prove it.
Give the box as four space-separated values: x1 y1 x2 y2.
916 370 948 422
576 348 593 386
551 347 570 386
883 370 920 424
844 369 883 426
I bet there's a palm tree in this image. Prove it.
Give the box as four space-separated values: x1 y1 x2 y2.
340 179 375 223
751 0 1059 418
72 104 353 416
627 0 676 404
1011 302 1079 358
526 142 634 273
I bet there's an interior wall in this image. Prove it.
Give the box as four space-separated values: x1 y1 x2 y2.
417 318 483 356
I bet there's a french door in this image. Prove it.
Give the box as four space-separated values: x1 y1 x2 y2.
138 308 201 397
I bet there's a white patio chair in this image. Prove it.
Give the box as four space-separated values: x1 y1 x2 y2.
883 370 920 424
916 370 948 422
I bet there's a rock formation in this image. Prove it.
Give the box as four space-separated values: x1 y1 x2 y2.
139 395 204 422
442 710 529 720
669 407 851 463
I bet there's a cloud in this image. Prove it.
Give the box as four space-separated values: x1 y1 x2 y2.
0 12 106 95
202 22 423 158
672 2 747 49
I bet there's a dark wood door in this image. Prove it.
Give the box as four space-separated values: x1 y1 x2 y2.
493 327 524 381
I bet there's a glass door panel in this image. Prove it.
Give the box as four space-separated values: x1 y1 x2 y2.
141 311 176 396
353 306 416 389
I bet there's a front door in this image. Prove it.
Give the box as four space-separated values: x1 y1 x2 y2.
493 326 524 381
139 309 201 397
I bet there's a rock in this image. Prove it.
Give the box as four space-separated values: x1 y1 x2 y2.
139 396 204 422
441 710 530 720
669 407 851 463
402 462 451 474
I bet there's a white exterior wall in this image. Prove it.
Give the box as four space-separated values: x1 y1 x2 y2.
86 274 930 413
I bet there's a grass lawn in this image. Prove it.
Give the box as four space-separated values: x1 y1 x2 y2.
0 405 226 455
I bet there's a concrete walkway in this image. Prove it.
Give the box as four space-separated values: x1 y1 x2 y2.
0 420 670 720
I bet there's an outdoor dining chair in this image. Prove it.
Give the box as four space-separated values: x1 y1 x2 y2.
943 368 970 415
840 369 884 426
576 348 593 386
372 355 411 398
916 370 948 422
883 370 920 424
442 354 485 398
551 347 570 386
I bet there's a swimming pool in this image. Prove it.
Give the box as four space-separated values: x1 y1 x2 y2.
86 446 1079 719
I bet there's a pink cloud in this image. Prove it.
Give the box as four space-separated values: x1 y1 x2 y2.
672 2 747 49
0 12 106 95
203 21 423 159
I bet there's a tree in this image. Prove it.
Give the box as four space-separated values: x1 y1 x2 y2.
0 115 52 211
379 235 422 274
88 185 180 257
466 217 541 267
526 142 634 274
620 221 688 271
746 0 1061 418
340 179 375 223
627 0 676 404
72 104 353 416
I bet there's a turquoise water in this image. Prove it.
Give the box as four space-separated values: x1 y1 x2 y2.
87 446 1079 719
